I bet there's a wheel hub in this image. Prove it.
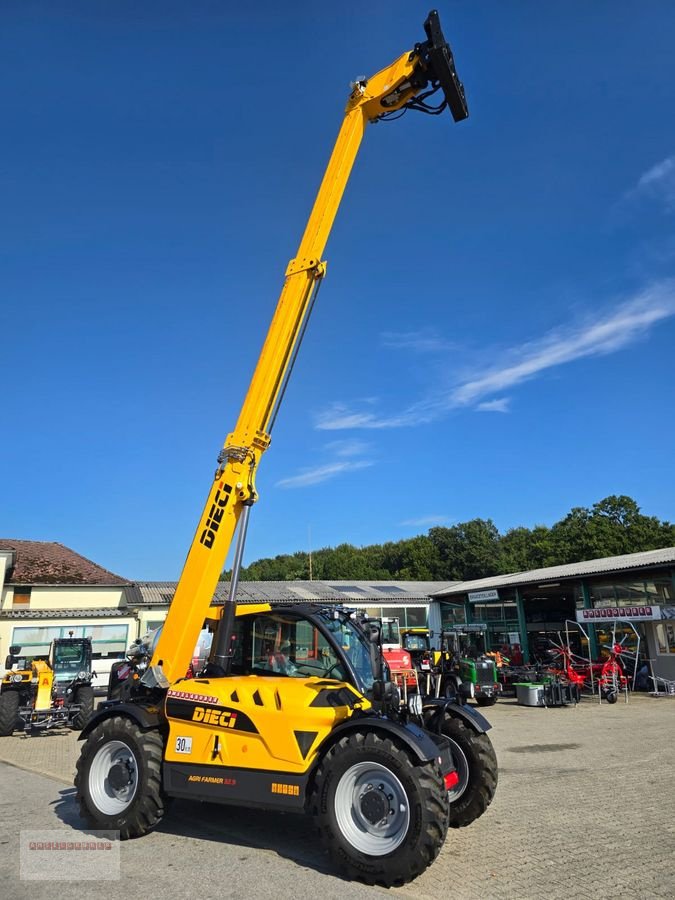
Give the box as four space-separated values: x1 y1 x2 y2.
89 739 138 816
334 761 410 856
108 761 132 791
359 784 390 825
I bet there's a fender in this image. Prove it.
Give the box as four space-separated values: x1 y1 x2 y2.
317 713 445 766
422 699 491 735
78 700 164 740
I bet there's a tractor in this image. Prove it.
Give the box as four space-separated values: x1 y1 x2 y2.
442 625 502 707
0 636 95 735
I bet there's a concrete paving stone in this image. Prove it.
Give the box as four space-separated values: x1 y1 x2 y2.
0 693 673 899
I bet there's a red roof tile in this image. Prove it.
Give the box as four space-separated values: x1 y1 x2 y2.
0 539 129 586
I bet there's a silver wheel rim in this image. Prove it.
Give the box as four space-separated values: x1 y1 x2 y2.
89 740 138 816
334 761 410 856
446 737 469 802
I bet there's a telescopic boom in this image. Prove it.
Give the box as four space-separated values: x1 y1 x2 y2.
149 10 468 685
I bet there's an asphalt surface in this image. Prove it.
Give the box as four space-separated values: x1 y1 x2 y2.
0 694 674 899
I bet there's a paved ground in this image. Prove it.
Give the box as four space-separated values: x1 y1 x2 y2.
0 694 673 899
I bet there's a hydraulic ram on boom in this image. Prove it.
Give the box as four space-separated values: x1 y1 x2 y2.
149 10 468 686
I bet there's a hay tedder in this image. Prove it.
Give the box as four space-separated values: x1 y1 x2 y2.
544 620 640 704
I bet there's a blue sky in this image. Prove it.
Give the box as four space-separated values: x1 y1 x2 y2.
2 1 675 580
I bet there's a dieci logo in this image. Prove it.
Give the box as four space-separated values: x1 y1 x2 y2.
199 484 232 549
192 706 238 728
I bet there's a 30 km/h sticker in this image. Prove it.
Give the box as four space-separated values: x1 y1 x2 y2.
175 736 192 755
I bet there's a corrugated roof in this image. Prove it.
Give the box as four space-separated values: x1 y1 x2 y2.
0 607 131 620
0 539 129 586
433 546 675 597
134 580 455 606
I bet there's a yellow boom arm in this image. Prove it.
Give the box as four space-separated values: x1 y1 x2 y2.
151 11 468 684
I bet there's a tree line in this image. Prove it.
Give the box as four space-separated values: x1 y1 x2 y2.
223 495 675 583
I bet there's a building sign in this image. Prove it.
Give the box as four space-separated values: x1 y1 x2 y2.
576 606 662 623
468 589 499 603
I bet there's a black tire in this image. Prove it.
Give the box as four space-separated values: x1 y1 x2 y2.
75 716 169 839
443 677 460 700
475 695 498 707
440 714 498 828
0 691 20 736
605 690 618 704
72 685 95 730
309 729 448 887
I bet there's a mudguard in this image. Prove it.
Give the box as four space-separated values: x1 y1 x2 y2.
321 713 446 765
78 699 164 740
423 699 491 735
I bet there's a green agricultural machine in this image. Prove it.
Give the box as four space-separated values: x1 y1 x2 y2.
442 625 502 707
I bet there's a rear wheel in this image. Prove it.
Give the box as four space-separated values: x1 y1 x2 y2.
0 691 20 736
72 685 95 730
440 714 498 828
310 729 448 887
75 716 168 838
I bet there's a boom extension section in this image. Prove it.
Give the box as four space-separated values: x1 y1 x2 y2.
150 10 468 685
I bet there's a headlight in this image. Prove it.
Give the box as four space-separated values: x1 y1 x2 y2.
408 693 423 716
78 671 87 680
12 674 23 683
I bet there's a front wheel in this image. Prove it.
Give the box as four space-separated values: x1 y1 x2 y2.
71 685 95 730
441 714 498 828
310 730 448 887
75 716 169 839
0 691 20 736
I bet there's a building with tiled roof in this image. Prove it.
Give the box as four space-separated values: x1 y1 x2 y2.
0 539 128 585
0 539 135 689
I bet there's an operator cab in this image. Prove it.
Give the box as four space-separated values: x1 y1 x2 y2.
225 605 378 696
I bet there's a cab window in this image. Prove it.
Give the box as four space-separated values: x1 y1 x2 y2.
231 613 346 681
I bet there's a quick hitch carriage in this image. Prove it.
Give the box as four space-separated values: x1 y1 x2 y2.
74 12 496 888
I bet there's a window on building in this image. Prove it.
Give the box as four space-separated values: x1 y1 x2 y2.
12 587 31 608
360 606 429 630
440 603 465 629
11 623 130 661
655 623 675 655
591 575 674 607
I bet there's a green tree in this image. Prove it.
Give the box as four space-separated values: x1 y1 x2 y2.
429 519 502 581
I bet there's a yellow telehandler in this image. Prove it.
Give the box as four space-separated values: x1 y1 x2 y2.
74 11 497 886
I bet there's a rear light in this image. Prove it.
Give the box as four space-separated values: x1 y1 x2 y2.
444 771 459 791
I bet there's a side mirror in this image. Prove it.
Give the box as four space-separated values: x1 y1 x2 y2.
372 679 400 705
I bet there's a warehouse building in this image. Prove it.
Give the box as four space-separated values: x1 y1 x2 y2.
433 547 675 681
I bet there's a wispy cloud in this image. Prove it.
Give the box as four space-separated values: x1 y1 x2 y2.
627 154 675 211
399 515 452 527
275 439 374 488
380 329 455 353
276 459 372 489
450 282 674 406
324 439 371 458
476 398 511 413
315 279 675 430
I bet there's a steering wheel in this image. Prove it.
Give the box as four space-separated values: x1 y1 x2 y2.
323 661 345 679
